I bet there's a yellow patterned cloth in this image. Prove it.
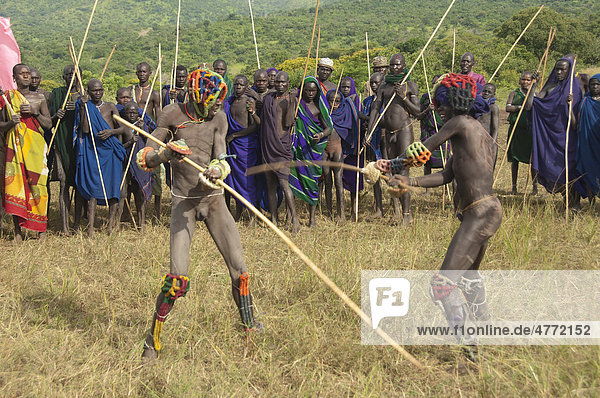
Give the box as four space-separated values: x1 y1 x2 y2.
1 90 49 232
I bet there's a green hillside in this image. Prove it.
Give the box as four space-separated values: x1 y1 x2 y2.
2 0 598 94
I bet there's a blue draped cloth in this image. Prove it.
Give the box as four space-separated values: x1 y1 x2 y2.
224 96 259 205
530 57 585 195
73 100 126 205
576 73 600 196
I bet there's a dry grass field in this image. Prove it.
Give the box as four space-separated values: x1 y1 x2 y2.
1 102 599 396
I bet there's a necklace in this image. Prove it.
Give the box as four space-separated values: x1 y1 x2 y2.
184 103 204 123
135 84 150 103
95 101 104 109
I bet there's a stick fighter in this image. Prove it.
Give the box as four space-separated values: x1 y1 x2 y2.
377 73 500 361
139 69 259 359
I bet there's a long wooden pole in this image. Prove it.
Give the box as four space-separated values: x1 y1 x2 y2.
363 0 457 152
294 0 321 118
489 5 544 82
114 114 425 369
99 44 117 82
564 57 576 222
46 0 99 155
69 37 109 207
366 32 372 96
451 27 456 73
539 27 555 92
355 94 362 222
158 43 162 107
314 26 321 76
421 55 451 204
170 0 181 105
120 56 163 191
329 67 344 112
248 0 261 69
493 27 555 188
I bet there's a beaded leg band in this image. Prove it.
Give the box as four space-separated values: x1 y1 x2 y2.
238 272 254 330
153 274 190 351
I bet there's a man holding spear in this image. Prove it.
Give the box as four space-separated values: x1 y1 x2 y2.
138 69 259 359
367 54 420 224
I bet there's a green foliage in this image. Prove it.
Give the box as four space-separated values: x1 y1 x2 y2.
1 0 598 97
495 7 600 64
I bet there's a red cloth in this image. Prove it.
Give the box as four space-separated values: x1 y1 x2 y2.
0 17 20 91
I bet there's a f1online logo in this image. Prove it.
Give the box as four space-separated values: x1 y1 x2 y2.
369 278 410 329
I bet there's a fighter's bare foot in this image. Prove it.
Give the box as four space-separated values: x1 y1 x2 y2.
531 187 538 195
402 213 413 226
38 232 47 241
141 342 158 362
511 186 517 195
291 221 300 233
13 233 23 243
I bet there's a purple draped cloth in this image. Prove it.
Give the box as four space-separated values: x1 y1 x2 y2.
260 92 293 179
330 96 363 192
224 96 258 205
530 57 586 195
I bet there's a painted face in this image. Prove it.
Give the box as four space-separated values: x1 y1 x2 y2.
519 73 533 91
254 72 268 92
30 70 41 90
317 66 333 82
303 81 318 103
136 64 150 83
213 61 226 77
460 54 474 74
175 69 188 88
437 103 452 122
555 60 570 82
206 99 222 120
340 79 352 97
233 77 248 98
589 79 600 97
274 74 289 95
13 65 31 88
88 82 104 103
267 70 277 87
124 104 139 123
116 89 133 105
370 76 383 93
481 85 495 100
389 56 405 76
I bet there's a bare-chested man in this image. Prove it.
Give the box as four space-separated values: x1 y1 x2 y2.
48 65 82 234
0 64 52 240
478 83 499 164
161 65 188 107
259 71 299 232
132 62 161 121
378 73 502 361
73 78 126 236
368 53 420 224
361 72 385 218
246 69 270 115
139 69 259 360
29 68 51 102
316 58 336 94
